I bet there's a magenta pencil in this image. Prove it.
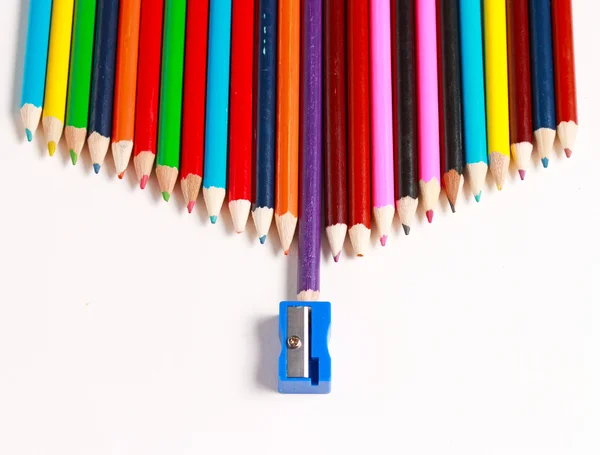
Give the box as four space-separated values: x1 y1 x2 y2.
416 0 441 223
370 0 395 246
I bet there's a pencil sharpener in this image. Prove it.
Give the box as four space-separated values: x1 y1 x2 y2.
278 301 331 394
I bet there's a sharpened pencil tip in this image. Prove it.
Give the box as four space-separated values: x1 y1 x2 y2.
118 171 124 180
357 253 364 257
449 202 456 213
565 148 572 158
333 252 341 262
259 235 267 244
140 175 149 189
48 141 56 156
25 128 33 142
475 191 482 203
93 163 101 174
284 249 289 256
162 191 170 202
541 157 549 168
210 215 217 224
518 169 526 180
187 201 195 214
70 150 78 165
426 210 434 223
402 224 411 236
380 235 388 247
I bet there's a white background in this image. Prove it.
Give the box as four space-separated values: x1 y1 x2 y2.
1 1 599 454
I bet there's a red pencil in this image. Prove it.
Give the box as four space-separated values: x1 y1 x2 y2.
324 0 347 262
133 0 163 190
552 0 578 157
228 0 256 232
180 0 209 213
507 0 533 180
347 0 371 257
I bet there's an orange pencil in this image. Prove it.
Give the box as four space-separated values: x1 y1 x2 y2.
275 0 300 255
112 0 142 178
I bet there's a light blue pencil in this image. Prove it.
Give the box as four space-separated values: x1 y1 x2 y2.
458 0 488 202
203 0 233 224
21 0 53 141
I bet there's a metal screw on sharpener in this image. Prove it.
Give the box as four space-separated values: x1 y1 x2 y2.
287 335 301 349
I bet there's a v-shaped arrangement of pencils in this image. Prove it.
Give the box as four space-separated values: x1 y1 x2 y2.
20 0 578 300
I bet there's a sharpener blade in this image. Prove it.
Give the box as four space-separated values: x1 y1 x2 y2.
286 306 310 378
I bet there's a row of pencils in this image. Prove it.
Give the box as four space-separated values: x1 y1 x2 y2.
20 0 578 300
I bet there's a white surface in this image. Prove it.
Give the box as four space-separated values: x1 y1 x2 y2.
1 1 599 454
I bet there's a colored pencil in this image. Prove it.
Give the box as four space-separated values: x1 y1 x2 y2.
459 0 487 202
87 0 119 173
438 0 464 212
324 0 347 261
112 0 141 178
416 0 441 222
21 0 52 141
530 0 556 168
370 0 395 243
65 0 96 165
298 0 322 302
181 0 209 213
203 0 233 223
507 0 533 179
156 0 186 201
252 0 278 244
552 0 577 157
42 0 75 156
133 0 163 189
483 0 510 190
392 0 418 235
275 0 300 254
347 0 371 256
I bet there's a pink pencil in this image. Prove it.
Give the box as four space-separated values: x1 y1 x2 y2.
416 0 441 223
370 0 395 246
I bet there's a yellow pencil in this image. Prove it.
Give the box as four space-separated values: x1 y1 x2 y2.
42 0 75 157
483 0 510 190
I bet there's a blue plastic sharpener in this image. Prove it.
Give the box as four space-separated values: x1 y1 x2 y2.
278 301 331 394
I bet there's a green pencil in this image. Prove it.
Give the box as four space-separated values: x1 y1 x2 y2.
65 0 96 165
156 0 187 202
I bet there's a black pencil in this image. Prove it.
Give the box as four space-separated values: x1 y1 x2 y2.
437 0 464 212
392 0 418 235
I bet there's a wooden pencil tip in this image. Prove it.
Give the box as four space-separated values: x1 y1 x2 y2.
284 250 289 256
402 224 411 236
333 252 341 262
259 235 267 245
162 191 170 202
380 235 388 247
541 157 549 168
47 141 56 157
565 148 573 158
187 201 195 214
518 169 526 181
93 163 101 174
25 128 33 142
118 171 125 180
474 191 482 203
140 175 149 189
69 150 78 165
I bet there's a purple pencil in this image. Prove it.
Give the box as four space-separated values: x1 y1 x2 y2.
298 0 322 302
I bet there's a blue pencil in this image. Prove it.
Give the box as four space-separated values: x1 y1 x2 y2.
458 0 488 202
529 0 556 168
87 0 119 174
252 0 278 244
203 0 233 224
20 0 53 141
